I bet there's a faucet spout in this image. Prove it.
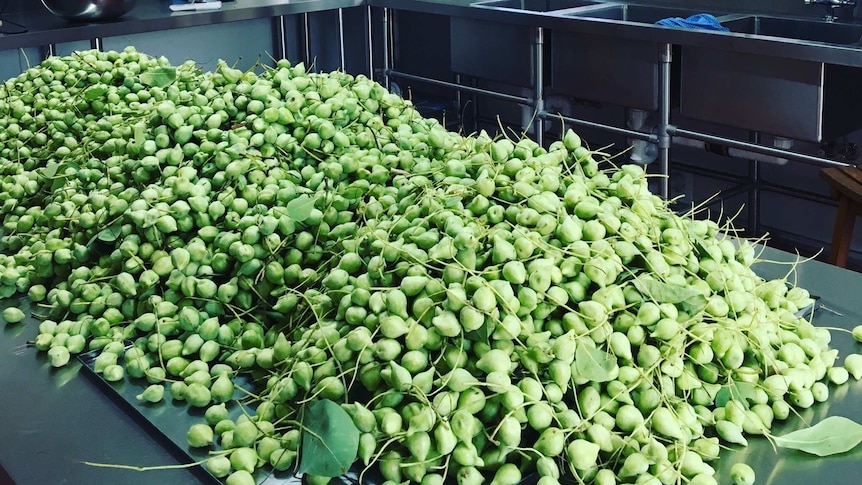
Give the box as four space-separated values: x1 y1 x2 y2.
804 0 857 21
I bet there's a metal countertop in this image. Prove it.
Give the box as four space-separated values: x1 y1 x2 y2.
373 0 862 68
0 0 363 51
4 1 862 68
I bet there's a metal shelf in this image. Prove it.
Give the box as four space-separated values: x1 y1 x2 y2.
0 0 362 51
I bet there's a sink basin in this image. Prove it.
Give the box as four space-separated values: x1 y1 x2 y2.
680 15 862 141
548 4 728 110
452 0 604 87
472 0 600 12
722 15 862 46
562 4 730 25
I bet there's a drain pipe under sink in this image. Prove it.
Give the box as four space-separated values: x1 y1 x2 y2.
627 109 658 165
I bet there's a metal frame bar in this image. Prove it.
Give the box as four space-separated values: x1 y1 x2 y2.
539 111 657 142
302 13 311 66
386 69 533 105
382 7 391 89
365 5 374 78
534 26 545 147
274 15 288 61
337 8 346 71
668 127 850 169
42 44 57 60
748 132 762 235
657 43 673 200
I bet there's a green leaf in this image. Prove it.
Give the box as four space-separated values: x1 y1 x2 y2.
634 276 708 314
133 123 146 146
774 416 862 456
466 319 491 343
287 195 315 222
50 161 79 192
633 276 701 304
574 342 617 383
139 67 177 88
341 182 369 201
0 285 15 298
40 161 60 179
680 294 708 315
83 85 108 101
97 225 123 242
298 399 360 477
715 381 757 408
692 238 711 257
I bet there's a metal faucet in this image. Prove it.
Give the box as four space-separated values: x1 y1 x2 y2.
804 0 857 21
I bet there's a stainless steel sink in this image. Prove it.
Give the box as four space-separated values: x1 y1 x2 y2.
473 0 601 12
546 4 733 110
722 15 862 46
562 4 730 24
680 15 862 141
451 0 603 87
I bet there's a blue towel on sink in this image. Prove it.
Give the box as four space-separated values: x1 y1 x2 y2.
655 13 729 32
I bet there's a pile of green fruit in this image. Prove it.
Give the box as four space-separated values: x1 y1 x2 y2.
1 47 859 485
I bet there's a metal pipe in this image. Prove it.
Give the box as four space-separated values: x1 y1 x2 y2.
713 184 753 202
673 161 834 204
657 43 672 199
382 8 391 89
275 15 288 61
671 161 748 184
386 69 534 105
302 13 311 65
667 126 851 168
534 26 545 147
758 181 836 204
365 5 374 78
748 131 762 235
338 8 346 71
90 38 103 51
538 111 657 142
43 44 57 59
454 73 462 119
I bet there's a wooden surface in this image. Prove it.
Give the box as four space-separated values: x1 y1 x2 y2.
820 166 862 267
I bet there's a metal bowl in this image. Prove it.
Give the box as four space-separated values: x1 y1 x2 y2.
41 0 136 21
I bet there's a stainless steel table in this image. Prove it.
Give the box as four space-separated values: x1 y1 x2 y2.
1 245 861 484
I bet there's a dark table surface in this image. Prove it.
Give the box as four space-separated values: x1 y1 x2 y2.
2 245 862 484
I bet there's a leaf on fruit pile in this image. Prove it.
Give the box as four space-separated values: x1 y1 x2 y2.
139 67 177 88
287 195 315 222
574 342 617 383
297 399 360 477
633 276 707 314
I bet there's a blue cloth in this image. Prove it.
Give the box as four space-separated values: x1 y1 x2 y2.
655 14 729 32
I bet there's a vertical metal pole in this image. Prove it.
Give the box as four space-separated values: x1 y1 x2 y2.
382 7 391 89
275 15 288 61
657 43 672 200
454 73 462 129
365 5 374 78
43 44 57 60
90 38 103 51
337 8 346 71
302 13 311 66
748 131 762 236
534 26 545 147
